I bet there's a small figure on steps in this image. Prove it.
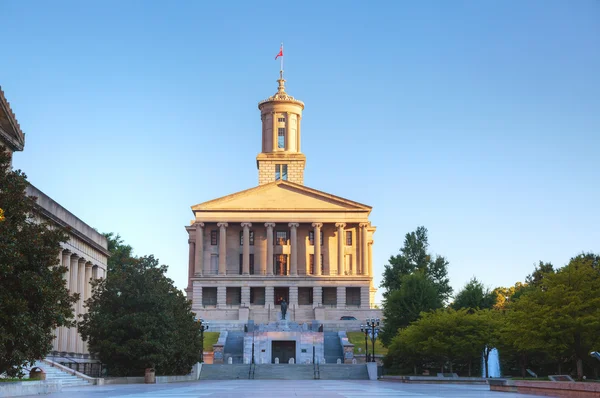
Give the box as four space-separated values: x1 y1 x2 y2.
280 299 288 320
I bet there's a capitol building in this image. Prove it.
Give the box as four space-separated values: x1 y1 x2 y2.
185 73 377 324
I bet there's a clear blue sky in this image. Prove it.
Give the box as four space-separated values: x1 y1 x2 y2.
2 1 599 302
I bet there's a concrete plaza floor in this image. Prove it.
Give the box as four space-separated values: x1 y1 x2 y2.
22 379 548 397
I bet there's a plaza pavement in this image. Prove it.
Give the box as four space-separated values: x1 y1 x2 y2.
21 379 547 397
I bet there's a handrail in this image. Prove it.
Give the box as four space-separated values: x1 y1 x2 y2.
248 363 255 379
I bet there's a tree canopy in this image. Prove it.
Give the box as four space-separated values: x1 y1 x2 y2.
451 277 496 311
381 226 452 301
79 235 202 376
0 148 77 377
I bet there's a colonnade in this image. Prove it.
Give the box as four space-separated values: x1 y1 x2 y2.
53 249 105 355
187 222 372 278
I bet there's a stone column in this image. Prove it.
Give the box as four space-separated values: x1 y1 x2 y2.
217 286 226 308
67 254 79 353
360 223 369 275
265 223 275 276
241 223 252 275
83 263 92 354
195 222 204 275
58 250 71 352
217 222 228 275
335 223 346 276
272 112 277 151
241 286 250 307
265 286 275 309
285 112 290 151
297 115 301 152
187 238 194 291
368 241 373 278
77 259 86 353
337 286 346 308
288 223 299 276
312 223 322 276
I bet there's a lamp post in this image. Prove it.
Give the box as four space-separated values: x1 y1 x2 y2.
366 318 380 363
196 318 209 363
360 324 369 362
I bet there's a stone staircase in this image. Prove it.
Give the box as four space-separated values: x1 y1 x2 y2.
323 332 343 364
199 364 250 380
199 363 368 380
224 331 245 364
318 364 369 380
253 364 315 380
30 361 91 387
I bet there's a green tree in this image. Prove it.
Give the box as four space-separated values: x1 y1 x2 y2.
0 148 77 377
502 254 600 380
381 271 443 346
452 277 496 310
79 242 202 376
525 261 555 287
381 226 452 301
386 308 486 376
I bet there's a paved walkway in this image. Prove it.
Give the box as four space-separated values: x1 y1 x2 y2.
22 379 547 398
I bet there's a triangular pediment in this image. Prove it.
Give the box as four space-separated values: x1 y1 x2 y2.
192 180 371 212
0 86 25 152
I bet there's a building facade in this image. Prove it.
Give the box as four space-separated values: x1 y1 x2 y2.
187 75 377 323
1 86 109 360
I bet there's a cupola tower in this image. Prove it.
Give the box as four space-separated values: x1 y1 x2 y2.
257 72 305 185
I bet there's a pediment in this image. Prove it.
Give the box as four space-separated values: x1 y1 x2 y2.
0 86 25 152
192 181 371 212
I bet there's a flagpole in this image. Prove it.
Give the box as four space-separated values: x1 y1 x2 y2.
280 42 284 78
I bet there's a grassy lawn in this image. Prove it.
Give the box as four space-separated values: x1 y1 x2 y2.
203 332 220 352
0 378 36 382
346 332 388 356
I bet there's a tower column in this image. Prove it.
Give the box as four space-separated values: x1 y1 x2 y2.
241 223 252 275
288 223 299 276
265 223 275 275
285 112 290 151
217 223 228 275
360 223 369 275
272 112 277 151
312 223 322 276
335 223 346 276
297 115 301 152
195 222 204 275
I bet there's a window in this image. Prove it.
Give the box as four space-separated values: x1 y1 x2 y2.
250 287 265 305
346 231 352 246
210 230 218 245
278 127 285 148
239 230 255 245
202 287 217 306
309 254 324 275
278 117 286 123
309 231 324 246
274 255 288 276
346 287 361 306
275 231 288 246
239 253 255 274
298 287 313 305
275 164 288 180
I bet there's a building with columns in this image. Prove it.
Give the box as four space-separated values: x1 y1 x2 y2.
1 86 109 361
186 74 377 323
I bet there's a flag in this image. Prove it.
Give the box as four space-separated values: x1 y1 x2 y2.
275 47 283 60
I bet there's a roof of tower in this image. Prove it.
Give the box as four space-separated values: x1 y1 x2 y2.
258 73 304 109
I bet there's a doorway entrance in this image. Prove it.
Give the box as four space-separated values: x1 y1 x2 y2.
271 340 295 364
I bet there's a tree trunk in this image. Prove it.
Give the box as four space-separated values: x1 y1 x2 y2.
413 364 417 375
558 362 561 374
468 360 472 377
440 363 444 373
520 353 526 378
576 358 583 380
449 362 453 373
